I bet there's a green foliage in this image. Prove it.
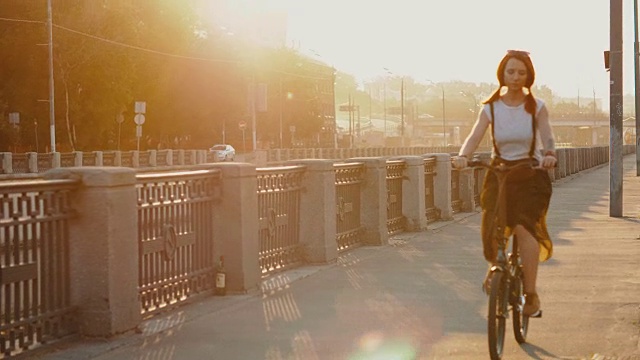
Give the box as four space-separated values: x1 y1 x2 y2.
0 0 331 151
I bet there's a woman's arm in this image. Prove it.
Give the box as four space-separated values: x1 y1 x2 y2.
536 104 558 169
458 107 490 157
536 105 555 153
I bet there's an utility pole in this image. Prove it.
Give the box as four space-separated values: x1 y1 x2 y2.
348 93 353 148
279 77 283 148
442 86 446 147
47 0 56 153
634 0 640 175
400 77 405 140
593 87 597 145
368 85 372 135
383 83 387 138
610 0 624 217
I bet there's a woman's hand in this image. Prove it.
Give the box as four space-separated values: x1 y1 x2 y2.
541 153 557 169
452 155 469 169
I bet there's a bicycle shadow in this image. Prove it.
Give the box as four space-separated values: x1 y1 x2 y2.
521 342 563 359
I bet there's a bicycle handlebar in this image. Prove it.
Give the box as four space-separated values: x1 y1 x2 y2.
465 159 540 172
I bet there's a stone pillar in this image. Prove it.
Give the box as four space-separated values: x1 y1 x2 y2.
557 149 566 179
288 159 338 263
177 150 185 165
458 167 476 212
348 157 388 246
95 151 104 166
28 152 38 173
1 153 12 173
74 151 83 167
43 167 140 337
395 156 427 231
195 150 206 164
132 151 140 168
52 152 61 168
210 163 260 294
433 154 453 220
148 150 157 167
113 151 122 166
166 149 173 166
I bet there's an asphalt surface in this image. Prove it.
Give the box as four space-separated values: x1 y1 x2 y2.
33 155 640 360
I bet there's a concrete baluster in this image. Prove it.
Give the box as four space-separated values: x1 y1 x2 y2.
288 159 338 263
210 163 260 294
348 157 389 246
43 167 141 337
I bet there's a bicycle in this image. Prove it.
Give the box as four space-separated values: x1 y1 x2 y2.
466 158 542 360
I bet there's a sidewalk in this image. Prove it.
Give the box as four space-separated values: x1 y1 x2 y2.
35 155 640 360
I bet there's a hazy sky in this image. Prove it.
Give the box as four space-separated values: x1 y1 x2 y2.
270 0 640 103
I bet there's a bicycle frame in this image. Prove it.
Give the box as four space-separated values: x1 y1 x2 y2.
467 158 540 359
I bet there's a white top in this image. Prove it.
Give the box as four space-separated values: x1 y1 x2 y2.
482 98 546 162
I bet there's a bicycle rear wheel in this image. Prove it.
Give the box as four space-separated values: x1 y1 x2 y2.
488 271 507 360
512 268 529 343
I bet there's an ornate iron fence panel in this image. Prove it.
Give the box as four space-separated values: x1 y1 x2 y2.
136 169 221 316
184 152 193 165
386 160 406 234
37 153 54 173
82 153 97 167
11 154 28 174
138 152 151 168
0 179 78 357
257 166 304 275
424 157 439 222
103 152 116 167
121 152 134 168
334 163 364 252
451 167 462 213
60 153 75 168
156 151 169 167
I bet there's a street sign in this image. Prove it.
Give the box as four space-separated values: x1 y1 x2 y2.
8 112 19 125
136 125 142 138
239 120 247 130
116 113 124 124
134 114 146 125
135 101 146 114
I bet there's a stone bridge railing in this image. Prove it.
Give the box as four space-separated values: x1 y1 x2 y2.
0 145 632 358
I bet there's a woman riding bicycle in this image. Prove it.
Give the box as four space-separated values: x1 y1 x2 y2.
452 50 557 317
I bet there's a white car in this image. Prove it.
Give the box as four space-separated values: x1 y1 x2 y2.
210 144 235 162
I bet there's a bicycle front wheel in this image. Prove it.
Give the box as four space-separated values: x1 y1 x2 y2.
512 268 529 344
488 271 507 360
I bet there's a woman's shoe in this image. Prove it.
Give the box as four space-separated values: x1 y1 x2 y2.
523 292 542 317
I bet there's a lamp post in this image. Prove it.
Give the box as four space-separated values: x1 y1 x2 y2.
426 79 446 146
383 67 406 142
46 0 56 153
383 68 394 138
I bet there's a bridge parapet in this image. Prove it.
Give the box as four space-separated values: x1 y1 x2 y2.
0 144 632 357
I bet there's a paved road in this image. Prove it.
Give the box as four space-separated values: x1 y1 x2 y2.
37 155 640 360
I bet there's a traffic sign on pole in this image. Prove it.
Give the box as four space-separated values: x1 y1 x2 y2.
135 101 146 114
134 114 146 125
239 120 247 130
